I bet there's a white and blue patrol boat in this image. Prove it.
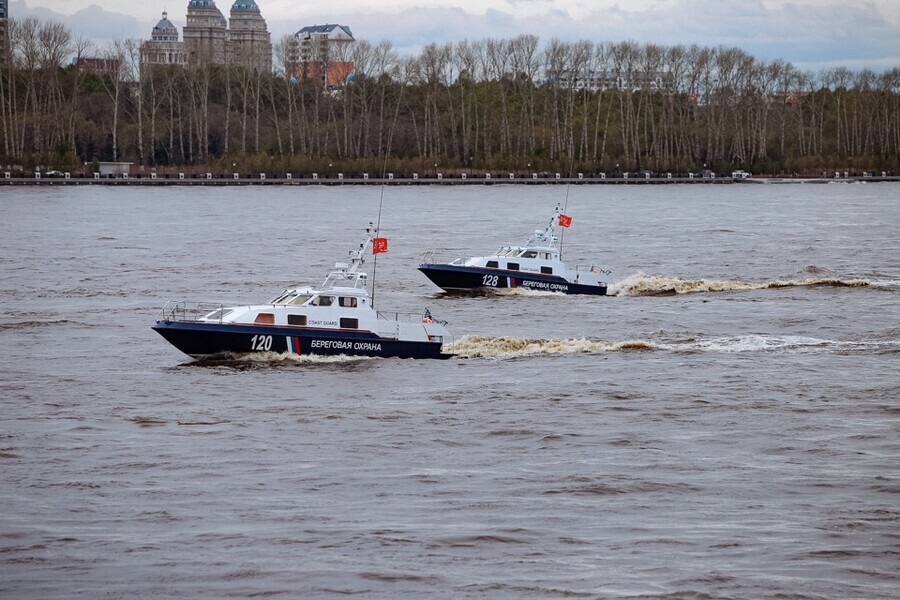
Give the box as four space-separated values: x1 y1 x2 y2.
153 226 454 360
419 205 610 295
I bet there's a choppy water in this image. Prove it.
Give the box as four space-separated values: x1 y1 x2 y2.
1 183 898 598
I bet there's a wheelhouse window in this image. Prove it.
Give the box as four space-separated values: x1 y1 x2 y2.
486 260 499 268
521 250 538 258
270 292 311 305
541 266 553 274
339 297 358 308
340 318 359 329
203 308 233 321
255 313 274 324
288 314 307 326
315 296 334 306
507 262 520 271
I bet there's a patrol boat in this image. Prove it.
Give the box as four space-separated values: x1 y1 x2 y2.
418 205 610 295
153 226 454 360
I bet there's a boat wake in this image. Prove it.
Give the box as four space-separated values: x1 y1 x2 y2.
446 336 663 358
189 351 377 367
611 272 871 297
681 335 899 354
446 334 899 359
492 287 569 297
439 287 567 298
178 335 898 364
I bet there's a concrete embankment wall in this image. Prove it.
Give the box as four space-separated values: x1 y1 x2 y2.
5 174 898 186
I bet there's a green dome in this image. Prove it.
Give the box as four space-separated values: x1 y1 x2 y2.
231 0 260 11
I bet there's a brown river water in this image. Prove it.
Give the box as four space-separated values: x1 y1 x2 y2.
1 183 898 598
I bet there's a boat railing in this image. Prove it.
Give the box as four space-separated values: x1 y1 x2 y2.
421 251 467 266
157 301 227 324
377 310 429 323
572 265 612 276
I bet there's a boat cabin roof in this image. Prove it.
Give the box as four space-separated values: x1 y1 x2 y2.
496 245 559 258
269 286 369 306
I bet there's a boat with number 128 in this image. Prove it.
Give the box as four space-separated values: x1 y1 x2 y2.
153 226 455 360
418 205 610 295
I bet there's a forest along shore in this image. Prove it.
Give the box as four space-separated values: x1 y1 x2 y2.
4 174 900 186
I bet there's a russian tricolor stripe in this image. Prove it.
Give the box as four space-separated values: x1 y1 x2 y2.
286 336 302 354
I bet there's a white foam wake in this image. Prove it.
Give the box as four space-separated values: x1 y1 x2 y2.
491 287 568 297
445 334 899 359
195 351 377 365
611 272 870 297
445 335 663 359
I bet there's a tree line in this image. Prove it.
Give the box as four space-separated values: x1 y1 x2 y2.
1 16 898 176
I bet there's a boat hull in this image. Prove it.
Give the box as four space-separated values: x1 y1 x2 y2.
419 264 607 296
152 321 453 360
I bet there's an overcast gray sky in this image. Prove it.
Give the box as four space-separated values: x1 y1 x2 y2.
9 0 900 71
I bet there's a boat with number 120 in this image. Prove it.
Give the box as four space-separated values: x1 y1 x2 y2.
153 226 455 360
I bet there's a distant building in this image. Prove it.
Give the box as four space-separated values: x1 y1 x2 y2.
141 1 272 72
74 57 121 77
98 162 133 177
556 69 672 93
771 91 809 107
292 24 355 88
183 0 228 65
140 12 187 66
227 0 272 70
0 0 8 66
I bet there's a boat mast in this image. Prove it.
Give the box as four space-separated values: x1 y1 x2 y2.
371 179 386 308
559 187 570 260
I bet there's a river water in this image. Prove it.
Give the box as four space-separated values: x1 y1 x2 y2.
1 182 898 598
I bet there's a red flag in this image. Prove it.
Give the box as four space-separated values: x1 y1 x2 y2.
372 237 389 254
558 213 572 228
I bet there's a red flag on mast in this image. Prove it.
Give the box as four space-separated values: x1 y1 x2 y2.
372 237 389 254
558 213 572 228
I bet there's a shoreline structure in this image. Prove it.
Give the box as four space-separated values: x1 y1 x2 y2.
4 173 898 186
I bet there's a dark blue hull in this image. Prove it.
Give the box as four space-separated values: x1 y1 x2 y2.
152 321 453 360
418 264 607 296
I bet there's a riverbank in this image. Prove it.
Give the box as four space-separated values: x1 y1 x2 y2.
4 173 899 186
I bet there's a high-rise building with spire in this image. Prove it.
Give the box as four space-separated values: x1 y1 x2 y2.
140 11 187 66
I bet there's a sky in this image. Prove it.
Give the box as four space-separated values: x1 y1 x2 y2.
8 0 900 71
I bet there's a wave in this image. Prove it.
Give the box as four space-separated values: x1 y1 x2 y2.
446 334 900 359
491 287 568 297
173 336 898 364
869 279 900 289
189 350 377 367
441 287 565 298
446 335 663 359
611 272 870 297
681 335 831 353
0 319 83 330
